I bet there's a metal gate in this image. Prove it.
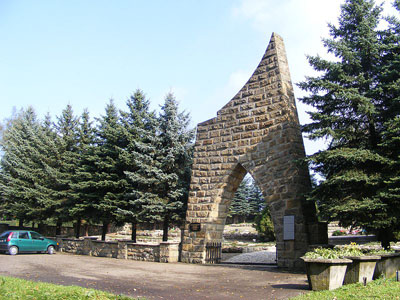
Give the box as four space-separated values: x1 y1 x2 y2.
205 242 221 264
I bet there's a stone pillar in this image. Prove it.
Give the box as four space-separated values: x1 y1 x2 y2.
182 33 327 269
117 240 128 259
160 242 180 263
82 237 95 256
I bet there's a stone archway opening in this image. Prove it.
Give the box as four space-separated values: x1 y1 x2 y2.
222 171 277 265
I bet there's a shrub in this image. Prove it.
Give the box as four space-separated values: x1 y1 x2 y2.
304 243 365 259
332 229 347 236
304 248 341 259
254 206 275 242
366 248 395 255
338 242 364 257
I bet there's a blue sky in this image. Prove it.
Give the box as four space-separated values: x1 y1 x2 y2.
0 0 397 154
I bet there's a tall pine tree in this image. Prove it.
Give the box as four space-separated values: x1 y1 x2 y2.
54 105 80 234
229 178 251 224
74 101 127 240
69 109 96 238
157 93 194 241
118 90 160 242
0 108 60 227
299 0 400 248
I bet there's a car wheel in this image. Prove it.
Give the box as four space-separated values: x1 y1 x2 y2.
9 246 18 256
47 245 55 255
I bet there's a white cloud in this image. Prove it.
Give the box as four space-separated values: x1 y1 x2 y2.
231 0 272 29
232 0 341 33
213 69 253 105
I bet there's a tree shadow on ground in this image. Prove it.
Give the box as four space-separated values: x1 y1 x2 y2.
205 263 306 274
271 283 310 291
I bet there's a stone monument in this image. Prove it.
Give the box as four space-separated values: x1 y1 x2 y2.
181 33 327 269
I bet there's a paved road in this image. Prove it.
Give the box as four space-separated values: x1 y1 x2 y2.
0 252 309 299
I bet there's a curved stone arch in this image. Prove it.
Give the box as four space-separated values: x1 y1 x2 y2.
182 33 327 268
207 161 278 243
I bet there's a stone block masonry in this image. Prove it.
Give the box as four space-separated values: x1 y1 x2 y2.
182 33 327 269
56 237 179 263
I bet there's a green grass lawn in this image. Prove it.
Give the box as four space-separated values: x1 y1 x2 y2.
0 276 141 300
292 277 400 300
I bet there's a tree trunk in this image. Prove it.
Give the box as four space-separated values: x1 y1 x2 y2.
131 221 137 243
56 221 62 236
101 222 108 241
18 219 24 229
38 222 44 234
162 214 169 242
378 229 391 250
75 218 81 239
179 223 185 262
82 221 89 236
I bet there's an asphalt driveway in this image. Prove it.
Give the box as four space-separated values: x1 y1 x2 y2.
0 252 309 299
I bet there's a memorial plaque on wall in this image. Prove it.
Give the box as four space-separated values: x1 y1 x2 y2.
283 215 295 240
189 223 201 232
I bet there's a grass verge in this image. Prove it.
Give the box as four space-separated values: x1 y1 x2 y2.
292 277 400 300
0 276 140 300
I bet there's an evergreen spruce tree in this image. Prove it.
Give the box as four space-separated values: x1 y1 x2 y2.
54 105 80 234
298 0 400 248
229 178 251 224
156 93 194 241
248 179 265 220
94 101 127 240
0 108 38 226
69 109 96 238
118 90 160 242
74 101 126 240
0 108 59 226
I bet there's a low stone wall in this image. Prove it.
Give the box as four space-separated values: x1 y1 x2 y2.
91 240 119 258
56 237 179 263
59 238 85 254
126 243 159 261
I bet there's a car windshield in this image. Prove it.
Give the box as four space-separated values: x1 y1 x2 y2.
0 231 11 238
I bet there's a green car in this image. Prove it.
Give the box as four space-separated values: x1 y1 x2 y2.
0 230 58 255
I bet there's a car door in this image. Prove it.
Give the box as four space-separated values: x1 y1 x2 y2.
17 231 33 252
30 231 46 251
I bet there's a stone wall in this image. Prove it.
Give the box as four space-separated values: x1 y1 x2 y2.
56 237 179 263
126 243 160 262
182 33 327 269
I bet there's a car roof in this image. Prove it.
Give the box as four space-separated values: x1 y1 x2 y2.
5 230 40 233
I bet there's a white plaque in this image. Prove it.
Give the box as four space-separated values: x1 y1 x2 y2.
283 215 295 240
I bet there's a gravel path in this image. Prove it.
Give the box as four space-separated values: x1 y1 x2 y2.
224 249 277 264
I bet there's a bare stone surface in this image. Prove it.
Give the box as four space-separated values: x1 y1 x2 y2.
182 33 327 269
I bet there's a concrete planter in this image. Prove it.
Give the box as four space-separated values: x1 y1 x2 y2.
343 256 380 284
373 253 400 279
302 257 352 291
